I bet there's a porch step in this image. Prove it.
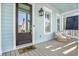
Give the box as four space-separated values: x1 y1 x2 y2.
18 45 36 55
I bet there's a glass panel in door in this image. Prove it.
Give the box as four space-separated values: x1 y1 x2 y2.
18 4 30 33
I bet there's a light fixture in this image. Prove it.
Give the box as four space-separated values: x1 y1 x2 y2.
39 8 44 16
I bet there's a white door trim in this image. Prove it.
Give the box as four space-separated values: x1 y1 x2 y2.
13 3 35 50
13 3 16 50
32 3 35 45
0 3 2 55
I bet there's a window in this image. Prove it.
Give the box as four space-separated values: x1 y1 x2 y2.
57 18 60 32
17 4 31 33
56 14 61 32
44 7 52 34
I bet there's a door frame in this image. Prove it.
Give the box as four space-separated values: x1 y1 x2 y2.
16 3 32 46
13 3 35 50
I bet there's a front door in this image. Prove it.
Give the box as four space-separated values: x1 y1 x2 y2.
16 3 32 46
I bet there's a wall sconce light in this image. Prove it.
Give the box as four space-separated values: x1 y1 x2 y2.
39 8 44 16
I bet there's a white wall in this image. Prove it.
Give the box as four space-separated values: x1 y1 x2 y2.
34 3 61 44
1 3 13 53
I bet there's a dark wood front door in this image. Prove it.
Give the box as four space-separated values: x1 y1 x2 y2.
16 3 32 46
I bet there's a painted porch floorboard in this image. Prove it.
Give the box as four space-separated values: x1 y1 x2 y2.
2 39 78 56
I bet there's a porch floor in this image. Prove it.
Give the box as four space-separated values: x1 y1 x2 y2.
2 38 78 56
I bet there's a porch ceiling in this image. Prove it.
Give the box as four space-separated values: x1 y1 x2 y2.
50 3 78 13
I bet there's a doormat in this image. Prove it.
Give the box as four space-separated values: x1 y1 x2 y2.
18 45 36 55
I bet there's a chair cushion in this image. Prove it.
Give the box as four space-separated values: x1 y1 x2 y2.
57 33 67 42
